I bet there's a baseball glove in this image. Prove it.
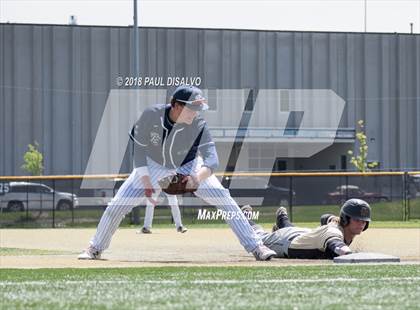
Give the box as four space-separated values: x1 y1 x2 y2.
158 173 199 195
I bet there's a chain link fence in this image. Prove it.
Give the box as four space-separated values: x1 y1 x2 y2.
0 172 419 228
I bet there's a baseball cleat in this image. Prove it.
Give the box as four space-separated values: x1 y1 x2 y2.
176 226 188 233
252 244 276 261
276 206 288 219
77 246 101 260
241 204 253 217
140 227 152 234
273 207 289 232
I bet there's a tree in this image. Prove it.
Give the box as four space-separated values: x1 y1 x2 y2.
21 141 44 176
348 120 378 172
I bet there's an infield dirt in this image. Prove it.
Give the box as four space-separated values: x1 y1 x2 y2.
1 228 419 268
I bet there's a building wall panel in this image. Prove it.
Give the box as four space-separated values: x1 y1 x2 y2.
0 23 419 175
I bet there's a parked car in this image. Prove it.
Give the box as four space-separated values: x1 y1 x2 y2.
223 177 295 207
325 185 389 204
407 174 420 198
410 174 420 192
0 182 79 212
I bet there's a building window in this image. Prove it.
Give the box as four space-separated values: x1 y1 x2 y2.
274 159 287 171
249 145 283 171
341 155 347 170
206 89 218 111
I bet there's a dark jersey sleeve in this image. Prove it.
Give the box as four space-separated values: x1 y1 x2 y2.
325 238 351 257
197 123 219 172
131 108 153 168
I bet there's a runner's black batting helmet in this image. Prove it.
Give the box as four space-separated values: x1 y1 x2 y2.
340 199 371 231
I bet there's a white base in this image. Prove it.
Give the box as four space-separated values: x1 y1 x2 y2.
334 252 400 264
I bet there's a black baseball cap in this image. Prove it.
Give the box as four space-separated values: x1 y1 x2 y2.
172 86 208 111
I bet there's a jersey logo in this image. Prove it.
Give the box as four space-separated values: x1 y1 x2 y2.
177 150 188 156
150 132 161 145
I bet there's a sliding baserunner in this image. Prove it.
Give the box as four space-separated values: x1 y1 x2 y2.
241 198 370 259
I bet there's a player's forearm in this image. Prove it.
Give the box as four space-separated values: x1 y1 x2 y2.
326 239 352 256
196 166 212 182
334 245 352 256
200 144 219 171
140 175 153 187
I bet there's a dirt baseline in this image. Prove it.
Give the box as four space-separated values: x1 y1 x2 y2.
1 228 419 268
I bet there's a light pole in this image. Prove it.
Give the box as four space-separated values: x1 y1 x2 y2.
133 0 139 78
364 0 367 32
132 0 140 225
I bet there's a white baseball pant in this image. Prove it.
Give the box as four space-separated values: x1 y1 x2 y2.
90 158 262 252
143 194 183 229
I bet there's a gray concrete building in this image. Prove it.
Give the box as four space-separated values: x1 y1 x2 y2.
1 23 419 176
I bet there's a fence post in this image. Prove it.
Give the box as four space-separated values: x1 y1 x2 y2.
25 179 29 223
131 206 140 225
71 178 74 226
406 172 410 221
289 176 293 222
52 179 55 228
345 175 349 201
403 172 409 221
390 174 393 202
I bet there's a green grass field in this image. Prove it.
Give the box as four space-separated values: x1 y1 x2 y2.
0 247 72 256
1 265 419 309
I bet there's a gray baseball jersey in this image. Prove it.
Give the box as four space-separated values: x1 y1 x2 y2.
252 224 347 259
89 103 264 254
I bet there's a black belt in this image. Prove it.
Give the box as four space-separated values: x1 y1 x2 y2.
284 234 299 258
288 234 299 242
